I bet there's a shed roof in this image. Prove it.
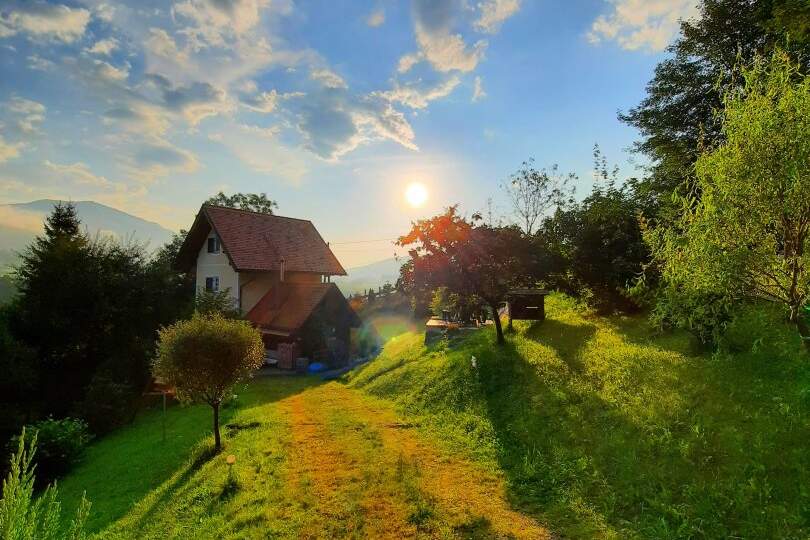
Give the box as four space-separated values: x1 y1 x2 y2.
245 282 353 335
175 204 346 275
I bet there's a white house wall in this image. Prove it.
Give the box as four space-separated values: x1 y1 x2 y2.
195 233 239 306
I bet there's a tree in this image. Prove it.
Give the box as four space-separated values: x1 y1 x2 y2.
206 192 278 214
502 159 575 235
7 203 194 438
153 314 264 450
622 0 810 209
398 207 533 344
539 146 649 313
648 51 810 345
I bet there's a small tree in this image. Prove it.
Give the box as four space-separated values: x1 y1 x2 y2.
648 51 810 345
206 192 278 214
398 207 533 344
502 159 575 236
0 429 90 540
153 314 264 451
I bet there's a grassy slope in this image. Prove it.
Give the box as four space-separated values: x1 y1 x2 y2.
58 294 810 538
346 295 810 539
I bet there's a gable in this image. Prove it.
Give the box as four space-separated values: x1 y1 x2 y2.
175 205 347 276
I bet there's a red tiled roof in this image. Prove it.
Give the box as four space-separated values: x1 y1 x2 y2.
245 282 336 333
176 204 346 275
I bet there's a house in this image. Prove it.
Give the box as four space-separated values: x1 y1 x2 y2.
175 204 359 367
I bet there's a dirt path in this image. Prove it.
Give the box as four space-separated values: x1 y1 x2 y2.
280 383 550 539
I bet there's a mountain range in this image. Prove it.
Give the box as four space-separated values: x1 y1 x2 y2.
0 200 176 269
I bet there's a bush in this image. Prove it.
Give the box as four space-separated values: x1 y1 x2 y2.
76 375 137 435
0 428 90 540
11 418 91 486
719 303 801 360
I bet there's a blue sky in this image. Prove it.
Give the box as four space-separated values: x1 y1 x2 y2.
0 0 697 266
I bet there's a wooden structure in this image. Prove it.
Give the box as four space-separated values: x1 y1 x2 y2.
506 289 548 329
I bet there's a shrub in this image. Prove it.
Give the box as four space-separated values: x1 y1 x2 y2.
11 418 91 486
153 313 264 451
0 428 90 540
719 303 801 360
76 375 137 435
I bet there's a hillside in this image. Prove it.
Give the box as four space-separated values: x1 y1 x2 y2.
56 295 810 538
0 200 175 268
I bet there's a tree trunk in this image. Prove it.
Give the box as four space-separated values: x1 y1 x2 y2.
212 401 222 451
789 304 810 351
490 301 505 345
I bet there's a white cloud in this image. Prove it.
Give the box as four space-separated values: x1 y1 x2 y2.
0 2 90 43
366 9 385 27
122 137 200 183
6 97 46 134
145 28 188 63
472 75 486 102
475 0 520 34
411 0 487 73
397 52 423 73
587 0 699 52
0 135 23 163
44 160 123 190
92 59 130 82
377 76 460 109
102 103 170 136
27 54 54 71
173 0 267 48
310 68 348 89
210 123 309 182
143 74 231 125
86 37 119 56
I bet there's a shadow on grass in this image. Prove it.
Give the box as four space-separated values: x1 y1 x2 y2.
61 375 323 534
524 318 596 372
476 312 810 538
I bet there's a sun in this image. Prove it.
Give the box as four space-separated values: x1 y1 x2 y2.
405 183 428 208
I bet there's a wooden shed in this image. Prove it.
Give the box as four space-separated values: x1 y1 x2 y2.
506 289 548 328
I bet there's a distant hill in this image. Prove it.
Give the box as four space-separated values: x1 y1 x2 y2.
334 257 403 295
0 200 176 269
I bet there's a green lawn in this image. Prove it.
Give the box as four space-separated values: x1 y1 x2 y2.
58 294 810 538
346 295 810 538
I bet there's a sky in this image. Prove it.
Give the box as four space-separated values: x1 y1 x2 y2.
0 0 699 267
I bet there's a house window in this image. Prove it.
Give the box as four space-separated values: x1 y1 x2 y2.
205 276 219 292
207 236 220 253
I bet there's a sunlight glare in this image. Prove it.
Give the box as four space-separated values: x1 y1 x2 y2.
405 183 428 208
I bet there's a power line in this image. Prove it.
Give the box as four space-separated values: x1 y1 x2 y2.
328 237 398 245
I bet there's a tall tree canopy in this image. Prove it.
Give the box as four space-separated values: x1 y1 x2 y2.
648 51 810 344
206 192 278 214
622 0 810 207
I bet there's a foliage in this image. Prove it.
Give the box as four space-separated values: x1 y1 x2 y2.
397 206 535 344
206 192 278 214
0 430 90 540
648 51 810 343
621 0 810 210
502 159 575 235
0 309 37 450
195 288 240 318
153 314 264 450
11 419 91 488
539 146 648 313
75 376 137 436
4 203 192 446
348 293 810 538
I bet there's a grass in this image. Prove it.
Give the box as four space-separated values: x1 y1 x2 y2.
346 294 810 538
57 293 810 538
